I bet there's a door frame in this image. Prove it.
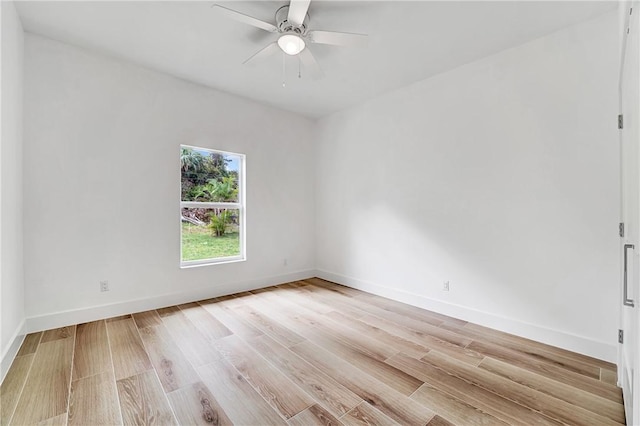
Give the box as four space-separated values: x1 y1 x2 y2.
619 3 640 425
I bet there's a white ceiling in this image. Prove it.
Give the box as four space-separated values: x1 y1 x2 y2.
15 1 616 118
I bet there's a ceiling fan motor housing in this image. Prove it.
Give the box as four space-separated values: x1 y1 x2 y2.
276 5 309 34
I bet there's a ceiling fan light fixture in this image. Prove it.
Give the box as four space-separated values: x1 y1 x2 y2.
278 33 305 55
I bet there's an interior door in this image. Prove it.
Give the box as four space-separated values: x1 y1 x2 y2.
620 2 640 424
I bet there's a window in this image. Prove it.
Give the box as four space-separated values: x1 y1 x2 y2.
180 145 245 267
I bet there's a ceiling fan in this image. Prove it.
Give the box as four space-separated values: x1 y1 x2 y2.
212 0 367 79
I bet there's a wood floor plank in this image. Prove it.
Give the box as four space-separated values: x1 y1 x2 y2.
157 306 220 367
157 306 180 317
16 332 42 356
302 279 363 298
178 302 232 340
347 287 467 327
11 338 74 425
423 351 622 426
68 371 121 426
245 292 424 396
230 291 255 302
271 300 401 366
37 413 68 426
443 323 602 380
197 359 288 425
107 315 132 322
131 310 162 329
288 404 343 426
466 340 622 402
411 382 510 426
198 298 263 339
255 292 404 372
325 311 431 359
231 304 305 347
359 309 470 348
211 294 247 309
386 352 561 426
215 334 314 419
167 381 232 426
340 402 401 426
283 283 366 317
602 368 618 386
305 281 445 325
247 334 362 418
137 324 199 392
305 280 464 330
107 318 152 380
291 341 435 425
0 354 35 425
253 291 400 362
361 314 485 366
252 285 287 295
463 322 617 371
426 415 456 426
288 283 379 319
300 328 422 396
479 356 625 423
41 326 75 343
296 286 469 350
73 320 110 380
240 291 311 330
117 370 177 426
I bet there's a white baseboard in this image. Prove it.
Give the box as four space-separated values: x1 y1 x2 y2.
1 319 26 384
316 269 617 363
26 269 315 334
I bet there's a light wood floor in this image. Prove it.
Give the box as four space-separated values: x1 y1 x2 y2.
1 278 624 426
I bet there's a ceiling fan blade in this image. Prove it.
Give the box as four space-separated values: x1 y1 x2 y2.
287 0 311 27
307 30 368 47
298 48 324 80
243 42 280 65
212 4 277 33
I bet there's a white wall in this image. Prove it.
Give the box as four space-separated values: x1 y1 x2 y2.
315 12 620 361
1 1 26 380
23 34 315 328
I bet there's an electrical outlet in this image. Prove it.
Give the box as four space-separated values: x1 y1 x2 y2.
443 281 450 291
283 258 288 266
100 280 109 292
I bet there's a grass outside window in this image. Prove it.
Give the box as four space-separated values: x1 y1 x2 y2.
181 222 240 261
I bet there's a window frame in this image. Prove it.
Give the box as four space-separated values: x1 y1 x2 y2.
180 145 246 268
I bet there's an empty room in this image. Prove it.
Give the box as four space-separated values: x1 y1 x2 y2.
1 0 637 425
